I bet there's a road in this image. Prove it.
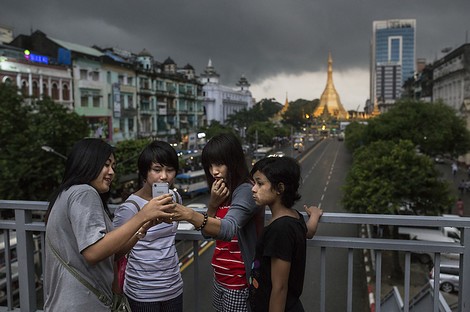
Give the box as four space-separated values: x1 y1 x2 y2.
295 138 368 312
179 137 369 311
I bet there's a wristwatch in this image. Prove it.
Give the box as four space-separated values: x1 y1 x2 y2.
135 230 146 239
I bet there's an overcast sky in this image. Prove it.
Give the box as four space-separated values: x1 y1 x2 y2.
2 0 470 110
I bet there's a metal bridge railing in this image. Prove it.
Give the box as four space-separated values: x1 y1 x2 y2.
0 200 469 312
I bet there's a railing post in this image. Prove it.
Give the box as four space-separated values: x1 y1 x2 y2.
15 209 37 312
193 240 199 312
458 227 470 311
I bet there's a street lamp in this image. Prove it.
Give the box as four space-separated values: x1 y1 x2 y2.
41 145 67 160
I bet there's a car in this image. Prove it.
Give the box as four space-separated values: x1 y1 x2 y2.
268 151 285 158
398 225 461 264
434 155 445 164
293 141 304 151
429 261 459 293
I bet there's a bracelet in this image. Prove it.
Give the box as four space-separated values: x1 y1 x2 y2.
135 229 146 239
195 212 208 231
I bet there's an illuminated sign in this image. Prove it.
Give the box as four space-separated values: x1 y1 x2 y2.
24 50 49 64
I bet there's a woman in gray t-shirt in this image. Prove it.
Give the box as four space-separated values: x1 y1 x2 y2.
44 138 175 312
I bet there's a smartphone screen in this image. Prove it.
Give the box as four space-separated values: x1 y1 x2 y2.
152 182 169 198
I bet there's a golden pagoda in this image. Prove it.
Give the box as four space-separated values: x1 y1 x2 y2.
272 93 290 124
313 53 348 119
371 98 381 117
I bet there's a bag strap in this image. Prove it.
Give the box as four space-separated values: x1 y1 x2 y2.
125 199 140 212
47 236 112 307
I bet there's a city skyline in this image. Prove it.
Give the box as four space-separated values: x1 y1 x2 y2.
2 0 469 110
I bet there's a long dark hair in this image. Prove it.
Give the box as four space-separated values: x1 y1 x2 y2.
137 140 179 186
201 133 250 202
250 156 301 208
46 138 114 223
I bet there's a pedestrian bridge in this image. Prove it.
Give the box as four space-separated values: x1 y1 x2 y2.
0 200 469 312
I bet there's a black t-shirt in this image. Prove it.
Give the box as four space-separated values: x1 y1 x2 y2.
249 210 307 312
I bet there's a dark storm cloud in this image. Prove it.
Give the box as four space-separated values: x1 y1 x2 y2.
2 0 470 87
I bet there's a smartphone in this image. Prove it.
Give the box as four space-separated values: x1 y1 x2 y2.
152 182 169 198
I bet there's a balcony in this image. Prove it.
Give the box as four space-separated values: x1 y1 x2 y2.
0 200 469 312
120 107 137 117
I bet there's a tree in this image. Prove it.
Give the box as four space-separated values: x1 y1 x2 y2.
344 121 367 152
110 138 151 199
200 121 235 141
342 139 453 215
342 139 454 279
0 83 89 200
281 99 319 129
362 100 470 157
246 121 278 147
255 98 282 119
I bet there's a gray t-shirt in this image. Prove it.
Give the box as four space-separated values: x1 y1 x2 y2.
44 184 114 312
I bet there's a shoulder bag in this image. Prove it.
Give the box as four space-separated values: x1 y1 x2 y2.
114 199 140 294
47 235 131 311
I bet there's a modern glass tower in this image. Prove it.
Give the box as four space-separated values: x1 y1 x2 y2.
371 19 416 111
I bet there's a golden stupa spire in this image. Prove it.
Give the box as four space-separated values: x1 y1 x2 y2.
313 52 348 119
372 97 380 117
281 92 289 114
271 92 289 124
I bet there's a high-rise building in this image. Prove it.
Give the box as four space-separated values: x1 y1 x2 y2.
370 19 416 112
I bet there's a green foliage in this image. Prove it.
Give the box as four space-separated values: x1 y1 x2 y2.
246 121 278 146
225 98 281 132
363 100 470 157
254 98 282 119
110 138 151 195
344 121 367 152
200 121 236 141
281 99 319 129
0 83 89 200
222 97 318 147
342 140 453 215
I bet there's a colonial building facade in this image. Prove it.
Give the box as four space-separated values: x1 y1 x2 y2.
0 43 73 109
433 43 470 164
199 59 254 125
2 29 207 145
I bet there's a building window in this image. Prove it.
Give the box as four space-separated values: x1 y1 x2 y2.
3 77 12 84
93 96 100 107
80 69 87 80
120 95 125 108
128 95 134 108
128 77 133 86
128 118 134 131
81 94 88 107
118 75 124 84
62 84 70 100
390 38 400 62
21 81 28 96
32 81 39 98
52 83 59 100
43 83 48 96
91 71 100 81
